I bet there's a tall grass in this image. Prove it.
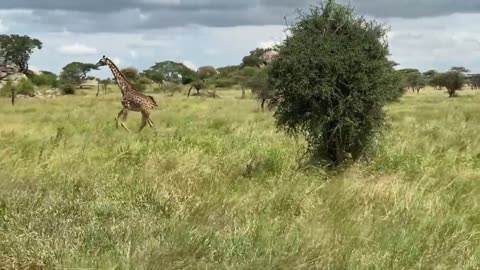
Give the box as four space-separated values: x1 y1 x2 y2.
0 87 479 269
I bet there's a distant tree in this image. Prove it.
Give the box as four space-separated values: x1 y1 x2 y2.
269 0 400 166
59 62 98 89
406 71 426 93
146 61 195 83
187 79 205 96
120 67 139 82
437 71 465 97
143 69 164 88
245 68 273 111
241 48 273 68
398 68 420 74
16 78 35 96
430 73 444 90
197 66 217 80
30 71 58 87
59 62 97 86
217 65 240 75
134 76 152 92
450 66 470 73
0 34 42 73
96 78 111 96
423 70 438 78
470 74 480 90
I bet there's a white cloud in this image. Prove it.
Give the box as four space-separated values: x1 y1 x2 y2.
59 43 98 56
0 19 9 33
129 50 138 58
183 60 198 71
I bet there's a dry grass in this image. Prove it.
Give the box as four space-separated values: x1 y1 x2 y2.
0 86 479 269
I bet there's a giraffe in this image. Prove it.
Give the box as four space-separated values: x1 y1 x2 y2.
95 56 158 132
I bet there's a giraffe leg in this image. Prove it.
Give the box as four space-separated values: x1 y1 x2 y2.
143 111 157 131
116 109 130 132
115 109 125 128
138 113 148 132
148 117 156 129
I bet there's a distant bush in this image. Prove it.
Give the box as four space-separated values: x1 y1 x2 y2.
30 72 58 87
16 78 35 95
134 76 152 92
212 78 237 88
61 83 75 95
0 82 14 97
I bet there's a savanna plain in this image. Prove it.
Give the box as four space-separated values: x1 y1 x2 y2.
0 87 479 269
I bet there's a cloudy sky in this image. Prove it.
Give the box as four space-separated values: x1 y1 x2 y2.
1 0 479 78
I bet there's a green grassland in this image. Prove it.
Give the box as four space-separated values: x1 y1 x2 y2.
0 87 479 269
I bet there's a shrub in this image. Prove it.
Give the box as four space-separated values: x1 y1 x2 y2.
0 82 14 97
16 78 35 96
134 76 152 92
269 0 399 166
212 78 237 88
61 83 75 95
30 73 49 86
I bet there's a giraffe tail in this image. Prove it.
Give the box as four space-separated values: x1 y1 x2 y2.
147 95 158 107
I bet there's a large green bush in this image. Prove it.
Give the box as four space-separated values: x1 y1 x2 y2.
30 72 58 87
269 0 400 166
0 82 14 97
16 78 35 95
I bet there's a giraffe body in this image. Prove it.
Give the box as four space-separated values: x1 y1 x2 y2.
95 56 158 132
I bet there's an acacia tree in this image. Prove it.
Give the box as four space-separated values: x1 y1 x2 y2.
437 71 465 97
59 62 98 87
143 69 164 88
120 67 139 81
450 66 470 73
470 74 480 90
0 34 42 73
146 61 195 83
269 0 400 166
197 66 217 80
406 71 426 93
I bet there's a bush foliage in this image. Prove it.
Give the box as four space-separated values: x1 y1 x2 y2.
269 0 400 166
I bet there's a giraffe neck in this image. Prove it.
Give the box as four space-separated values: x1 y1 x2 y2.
106 59 136 96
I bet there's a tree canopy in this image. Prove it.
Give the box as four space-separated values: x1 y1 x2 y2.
269 0 400 165
437 71 465 97
59 62 98 85
197 66 217 80
241 48 273 68
145 61 195 83
120 67 139 82
0 34 42 73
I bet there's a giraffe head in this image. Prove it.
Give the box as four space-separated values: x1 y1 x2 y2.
95 55 109 67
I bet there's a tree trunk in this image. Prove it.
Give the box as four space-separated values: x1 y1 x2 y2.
335 138 346 166
448 88 455 97
187 86 193 97
261 99 266 112
11 89 15 106
241 88 246 99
